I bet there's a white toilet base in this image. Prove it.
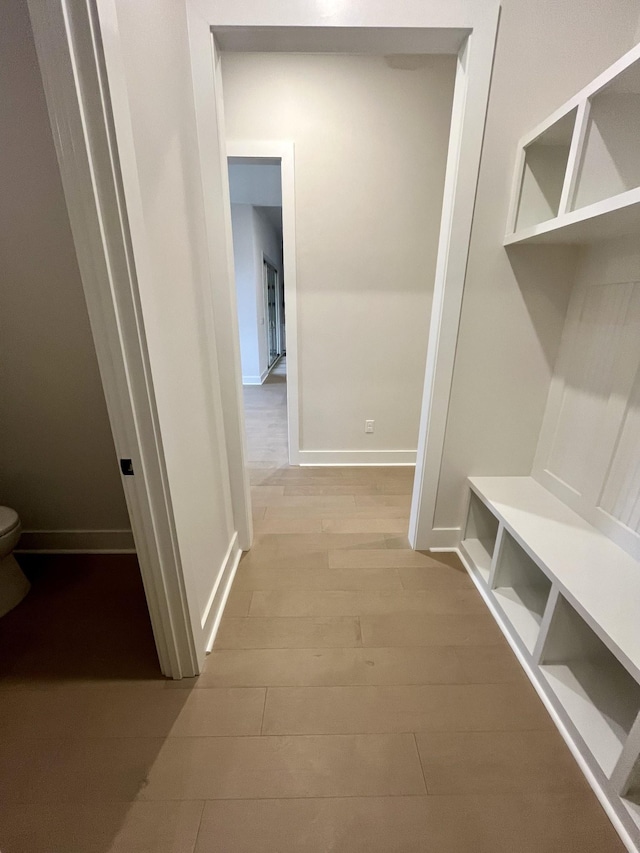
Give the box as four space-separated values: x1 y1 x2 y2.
0 553 30 618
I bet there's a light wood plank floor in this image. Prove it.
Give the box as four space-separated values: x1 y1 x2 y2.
197 363 624 851
0 360 625 851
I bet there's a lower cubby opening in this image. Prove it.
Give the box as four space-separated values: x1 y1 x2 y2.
539 595 640 777
622 757 640 831
461 491 499 582
491 531 552 653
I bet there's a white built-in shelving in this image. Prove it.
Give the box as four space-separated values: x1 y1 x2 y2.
469 39 640 853
505 43 640 245
491 530 552 654
460 490 499 582
458 476 640 853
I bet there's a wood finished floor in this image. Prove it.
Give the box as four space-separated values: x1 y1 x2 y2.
0 360 625 851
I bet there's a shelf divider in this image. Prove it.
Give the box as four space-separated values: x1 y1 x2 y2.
558 98 591 216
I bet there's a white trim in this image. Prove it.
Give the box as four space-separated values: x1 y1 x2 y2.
226 140 300 464
298 450 416 467
185 15 253 552
408 18 501 549
242 368 269 386
202 533 243 653
557 98 591 217
16 529 135 553
27 0 199 679
261 252 281 372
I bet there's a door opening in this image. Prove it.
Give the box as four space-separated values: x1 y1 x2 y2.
228 158 288 469
264 258 282 369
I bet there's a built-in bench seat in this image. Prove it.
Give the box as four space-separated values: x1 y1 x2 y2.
458 475 640 848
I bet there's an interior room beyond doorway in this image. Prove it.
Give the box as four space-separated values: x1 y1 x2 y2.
228 158 285 387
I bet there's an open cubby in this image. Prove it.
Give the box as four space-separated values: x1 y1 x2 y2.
573 58 640 210
491 531 551 653
540 595 640 777
514 109 576 231
461 491 499 582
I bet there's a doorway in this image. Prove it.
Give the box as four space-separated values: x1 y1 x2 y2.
228 156 289 468
227 146 299 468
264 258 283 369
31 0 499 675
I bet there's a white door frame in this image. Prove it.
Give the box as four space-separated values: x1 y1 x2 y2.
202 11 499 537
27 0 499 676
27 0 200 679
227 141 300 463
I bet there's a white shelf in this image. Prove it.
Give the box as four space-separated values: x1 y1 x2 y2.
624 798 640 833
514 109 576 232
461 475 640 852
504 187 640 245
491 528 552 653
505 44 640 246
573 63 640 210
461 491 499 583
469 476 640 683
493 586 547 653
542 661 640 777
460 538 492 582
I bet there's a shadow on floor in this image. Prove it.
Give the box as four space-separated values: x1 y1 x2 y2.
1 554 161 685
0 555 204 852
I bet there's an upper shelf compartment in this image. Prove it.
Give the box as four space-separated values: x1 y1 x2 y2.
505 44 640 246
514 110 576 232
572 60 640 210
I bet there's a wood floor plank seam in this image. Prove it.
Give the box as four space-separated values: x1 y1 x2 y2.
189 801 207 853
413 733 431 796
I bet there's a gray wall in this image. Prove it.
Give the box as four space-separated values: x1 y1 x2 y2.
0 0 130 547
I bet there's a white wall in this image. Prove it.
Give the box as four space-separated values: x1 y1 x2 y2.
231 205 261 381
229 163 282 206
221 53 455 461
0 0 130 549
104 0 238 645
432 0 640 537
252 205 284 377
231 203 283 384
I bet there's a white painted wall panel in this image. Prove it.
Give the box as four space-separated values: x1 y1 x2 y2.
534 235 640 558
600 363 640 535
546 281 636 497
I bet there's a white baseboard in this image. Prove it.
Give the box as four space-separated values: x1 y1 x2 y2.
242 366 269 386
16 529 136 554
298 449 416 466
202 532 242 653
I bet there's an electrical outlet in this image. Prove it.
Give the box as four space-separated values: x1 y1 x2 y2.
365 419 375 434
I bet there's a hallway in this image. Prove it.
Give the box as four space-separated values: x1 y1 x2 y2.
0 365 624 851
196 367 624 850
